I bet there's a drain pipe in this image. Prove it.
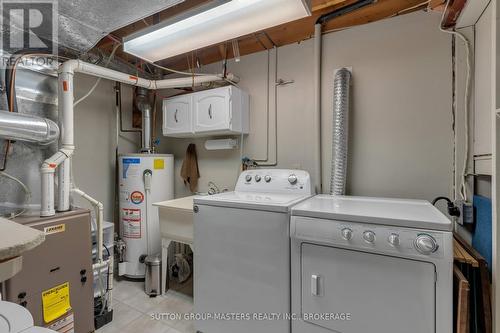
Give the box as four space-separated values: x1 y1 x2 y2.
41 59 237 217
71 187 112 310
72 188 104 263
314 24 322 194
330 68 352 195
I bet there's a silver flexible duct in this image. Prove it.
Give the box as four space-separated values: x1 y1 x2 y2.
330 68 351 195
0 111 59 144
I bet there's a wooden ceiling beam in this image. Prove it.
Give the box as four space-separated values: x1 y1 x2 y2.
429 0 446 10
441 0 467 28
321 0 426 32
94 0 462 74
313 0 352 11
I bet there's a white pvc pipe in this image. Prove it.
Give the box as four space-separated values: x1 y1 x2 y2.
57 158 71 212
72 188 104 263
54 70 75 212
41 59 234 217
40 168 55 217
314 23 322 194
41 150 71 216
77 60 152 88
72 188 112 310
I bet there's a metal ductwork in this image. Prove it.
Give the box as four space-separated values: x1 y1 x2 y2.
0 111 59 144
330 68 351 195
136 88 152 153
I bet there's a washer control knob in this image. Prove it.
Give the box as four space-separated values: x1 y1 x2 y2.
255 175 261 182
363 231 376 243
387 233 400 247
264 175 272 183
341 228 353 241
414 234 438 255
288 174 298 185
245 174 252 182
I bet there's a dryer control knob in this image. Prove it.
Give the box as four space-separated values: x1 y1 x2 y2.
414 234 438 255
363 231 375 243
264 175 272 182
388 233 400 247
341 228 353 241
288 174 298 185
245 175 252 182
255 175 261 182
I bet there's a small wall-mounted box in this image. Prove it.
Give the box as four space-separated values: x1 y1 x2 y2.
162 85 249 138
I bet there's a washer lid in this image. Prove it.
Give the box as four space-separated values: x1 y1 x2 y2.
0 301 34 333
194 191 311 213
21 327 57 332
292 195 452 231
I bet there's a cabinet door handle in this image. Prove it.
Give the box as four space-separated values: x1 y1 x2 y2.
208 104 213 119
174 109 178 123
311 274 321 296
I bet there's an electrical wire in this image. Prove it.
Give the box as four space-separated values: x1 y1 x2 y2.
100 243 111 315
147 60 215 77
432 196 461 217
92 242 111 315
74 43 121 107
439 0 472 202
0 171 31 219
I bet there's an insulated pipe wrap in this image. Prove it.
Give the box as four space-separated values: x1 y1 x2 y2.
330 68 351 195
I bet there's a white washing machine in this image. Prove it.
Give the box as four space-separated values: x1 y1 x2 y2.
193 169 313 333
290 195 453 333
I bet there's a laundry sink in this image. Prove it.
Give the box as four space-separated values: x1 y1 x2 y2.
154 195 195 244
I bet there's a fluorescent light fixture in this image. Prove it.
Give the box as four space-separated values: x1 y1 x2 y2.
123 0 311 62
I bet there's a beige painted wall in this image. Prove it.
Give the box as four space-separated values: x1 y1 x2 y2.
157 10 454 202
72 74 140 221
321 11 453 200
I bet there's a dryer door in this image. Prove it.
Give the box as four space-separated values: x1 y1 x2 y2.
301 243 436 333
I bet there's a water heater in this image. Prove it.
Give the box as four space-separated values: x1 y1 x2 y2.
118 153 174 278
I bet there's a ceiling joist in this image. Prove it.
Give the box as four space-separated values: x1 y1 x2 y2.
94 0 464 74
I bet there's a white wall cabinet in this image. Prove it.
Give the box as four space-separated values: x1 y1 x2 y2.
163 95 192 137
162 86 249 138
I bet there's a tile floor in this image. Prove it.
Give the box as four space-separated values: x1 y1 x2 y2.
97 278 195 333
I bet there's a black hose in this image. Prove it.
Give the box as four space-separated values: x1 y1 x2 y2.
432 196 460 217
431 196 453 206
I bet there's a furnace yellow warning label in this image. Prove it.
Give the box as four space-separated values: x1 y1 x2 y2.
42 282 72 323
154 158 165 169
44 223 65 235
